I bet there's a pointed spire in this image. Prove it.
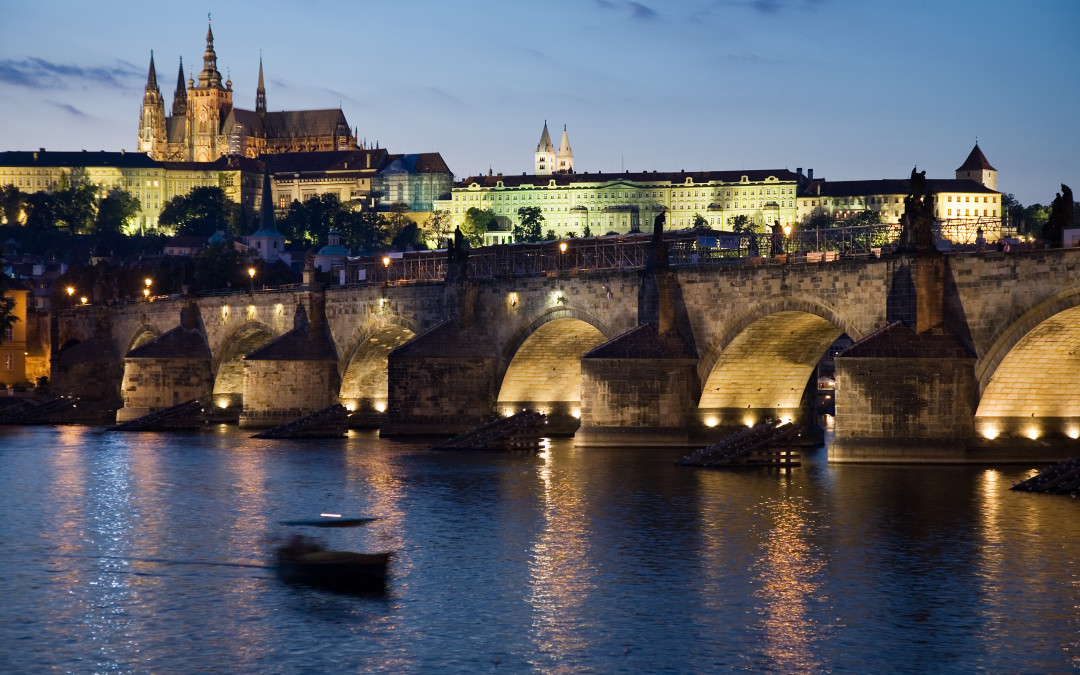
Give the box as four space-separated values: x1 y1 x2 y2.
957 143 996 172
198 15 222 89
256 55 267 115
557 125 574 174
145 51 160 92
172 56 187 116
536 120 554 153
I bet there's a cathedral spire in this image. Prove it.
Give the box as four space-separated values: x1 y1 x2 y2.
256 55 267 115
172 56 187 116
535 121 555 175
145 50 160 92
198 16 223 89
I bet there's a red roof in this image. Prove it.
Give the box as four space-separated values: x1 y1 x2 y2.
956 144 996 172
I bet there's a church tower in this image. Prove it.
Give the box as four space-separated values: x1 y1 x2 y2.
137 51 167 159
172 56 187 117
186 19 233 162
256 56 267 115
535 121 556 175
956 143 997 191
556 125 573 174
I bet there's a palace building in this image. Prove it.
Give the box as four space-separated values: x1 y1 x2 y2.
137 20 356 163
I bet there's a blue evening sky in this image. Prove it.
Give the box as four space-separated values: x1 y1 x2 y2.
0 0 1076 205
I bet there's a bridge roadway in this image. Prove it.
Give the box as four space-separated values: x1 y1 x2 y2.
52 247 1080 462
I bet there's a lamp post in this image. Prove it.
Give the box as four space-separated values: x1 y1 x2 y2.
783 224 792 257
382 256 390 286
247 267 255 294
66 286 74 307
144 277 152 301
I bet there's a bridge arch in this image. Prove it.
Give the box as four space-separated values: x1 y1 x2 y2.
124 320 159 356
211 320 277 409
698 295 855 428
975 294 1080 441
338 318 419 415
495 306 612 425
699 294 862 383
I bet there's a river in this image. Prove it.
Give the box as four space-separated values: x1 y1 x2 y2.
0 425 1077 673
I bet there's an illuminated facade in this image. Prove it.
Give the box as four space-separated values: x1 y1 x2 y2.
435 169 801 239
138 21 356 163
0 284 28 386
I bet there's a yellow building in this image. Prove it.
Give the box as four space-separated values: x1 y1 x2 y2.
796 145 1002 243
0 285 28 387
436 168 802 240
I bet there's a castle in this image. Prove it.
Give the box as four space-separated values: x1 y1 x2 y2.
137 20 356 162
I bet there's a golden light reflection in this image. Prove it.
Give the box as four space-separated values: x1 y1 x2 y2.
528 442 593 660
754 498 821 673
373 401 387 413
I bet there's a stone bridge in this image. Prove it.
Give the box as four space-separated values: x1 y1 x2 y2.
51 248 1080 462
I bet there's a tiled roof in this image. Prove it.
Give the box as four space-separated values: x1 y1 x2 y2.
380 153 451 175
261 109 350 139
0 150 159 168
800 178 997 198
262 149 389 174
956 144 996 172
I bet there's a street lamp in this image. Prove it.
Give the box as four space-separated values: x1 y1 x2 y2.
382 256 390 286
247 267 255 294
80 297 88 305
144 277 152 301
66 286 75 306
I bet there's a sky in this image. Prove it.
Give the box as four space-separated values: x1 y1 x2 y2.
0 0 1076 206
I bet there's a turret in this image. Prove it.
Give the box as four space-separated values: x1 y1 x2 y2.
956 143 997 191
137 51 167 159
535 121 555 176
556 125 573 174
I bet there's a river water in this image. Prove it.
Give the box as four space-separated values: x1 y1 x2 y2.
0 425 1077 674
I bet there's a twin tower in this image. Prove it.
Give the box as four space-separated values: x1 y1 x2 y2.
535 121 573 175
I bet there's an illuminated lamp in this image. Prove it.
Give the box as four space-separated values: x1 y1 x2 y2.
704 416 718 428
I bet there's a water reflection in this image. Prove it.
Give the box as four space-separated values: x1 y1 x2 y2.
527 443 594 672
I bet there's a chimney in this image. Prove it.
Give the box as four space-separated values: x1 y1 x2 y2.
796 167 803 176
808 168 814 181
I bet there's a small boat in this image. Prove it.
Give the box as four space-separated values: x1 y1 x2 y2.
275 535 391 595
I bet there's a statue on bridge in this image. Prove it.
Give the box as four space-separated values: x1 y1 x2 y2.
647 211 669 270
1041 184 1074 247
898 167 936 253
445 226 469 281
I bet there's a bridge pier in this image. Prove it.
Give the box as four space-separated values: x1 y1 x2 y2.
576 325 700 447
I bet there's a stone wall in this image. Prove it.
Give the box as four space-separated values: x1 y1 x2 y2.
239 360 340 428
116 357 213 421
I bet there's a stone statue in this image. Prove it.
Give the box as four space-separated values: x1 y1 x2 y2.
648 211 669 270
1041 184 1073 247
445 226 469 280
898 167 936 252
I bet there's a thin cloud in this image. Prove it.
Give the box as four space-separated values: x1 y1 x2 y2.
45 100 89 118
0 57 139 90
595 0 661 21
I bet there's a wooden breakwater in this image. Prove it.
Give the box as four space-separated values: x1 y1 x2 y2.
677 419 801 468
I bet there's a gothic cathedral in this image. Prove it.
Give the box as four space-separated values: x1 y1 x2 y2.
138 20 356 162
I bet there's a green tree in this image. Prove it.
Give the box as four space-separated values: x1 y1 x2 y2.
159 186 233 238
692 213 709 230
582 224 592 238
728 214 757 233
23 191 55 230
545 229 557 241
390 221 428 252
514 206 544 243
279 193 346 248
801 211 835 230
846 210 882 228
385 203 414 243
423 210 454 248
461 207 495 246
52 170 99 234
0 185 25 226
94 188 141 235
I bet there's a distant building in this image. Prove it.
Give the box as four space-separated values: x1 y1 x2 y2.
436 169 802 240
138 20 356 162
534 122 574 176
795 144 1003 243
